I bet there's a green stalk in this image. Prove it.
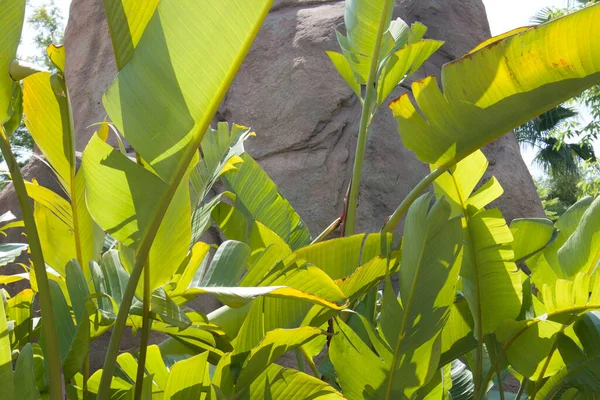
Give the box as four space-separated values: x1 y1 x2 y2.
343 0 393 236
83 356 89 400
97 152 191 399
295 348 305 373
300 345 320 377
381 165 451 233
0 126 63 400
134 262 152 400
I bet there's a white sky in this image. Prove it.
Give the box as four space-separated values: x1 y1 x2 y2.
16 0 596 178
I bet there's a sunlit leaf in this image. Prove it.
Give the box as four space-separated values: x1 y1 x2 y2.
0 0 26 124
391 4 600 167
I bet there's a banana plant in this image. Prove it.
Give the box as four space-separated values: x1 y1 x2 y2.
383 3 600 233
431 150 524 394
1 1 600 399
330 193 463 399
327 0 443 235
487 196 600 399
0 2 63 398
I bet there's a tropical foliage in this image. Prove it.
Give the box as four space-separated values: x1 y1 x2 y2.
516 0 600 218
0 0 599 399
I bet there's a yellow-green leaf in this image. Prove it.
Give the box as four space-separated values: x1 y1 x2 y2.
82 133 191 292
236 327 322 389
0 0 26 124
22 71 73 189
377 39 444 105
101 0 160 70
557 196 600 279
433 152 523 336
103 0 274 182
390 4 600 167
163 351 210 400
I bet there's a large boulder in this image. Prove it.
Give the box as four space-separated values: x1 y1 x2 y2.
60 0 544 237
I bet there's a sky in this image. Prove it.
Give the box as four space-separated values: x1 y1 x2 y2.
17 0 594 178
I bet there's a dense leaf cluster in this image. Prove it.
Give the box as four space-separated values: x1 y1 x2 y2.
0 1 599 399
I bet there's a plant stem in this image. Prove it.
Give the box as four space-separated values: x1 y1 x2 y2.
295 348 305 373
381 165 451 233
0 126 63 400
343 0 393 236
515 378 528 400
83 356 90 400
364 288 377 324
134 262 152 400
300 345 320 377
311 217 341 244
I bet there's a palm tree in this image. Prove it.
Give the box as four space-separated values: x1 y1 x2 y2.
515 106 596 177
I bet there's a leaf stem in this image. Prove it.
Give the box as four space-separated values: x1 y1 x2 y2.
343 0 393 236
300 345 320 377
0 126 63 400
295 348 306 373
381 165 451 233
83 356 90 400
311 217 341 244
134 262 152 400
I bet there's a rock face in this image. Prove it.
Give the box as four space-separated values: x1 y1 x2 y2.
59 0 544 238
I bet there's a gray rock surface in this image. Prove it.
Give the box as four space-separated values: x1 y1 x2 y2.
217 0 545 235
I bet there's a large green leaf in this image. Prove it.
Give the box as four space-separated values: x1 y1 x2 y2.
331 194 463 399
440 298 477 367
292 232 393 280
82 133 191 293
222 154 312 250
390 4 600 167
496 272 600 382
235 327 322 390
433 151 522 336
22 71 73 189
13 344 40 400
537 312 600 398
0 0 26 124
329 318 388 400
244 364 343 399
199 240 250 287
510 218 556 263
557 196 600 279
21 66 104 277
5 289 34 349
101 0 160 70
163 351 211 400
48 280 76 361
528 196 594 289
102 0 273 183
